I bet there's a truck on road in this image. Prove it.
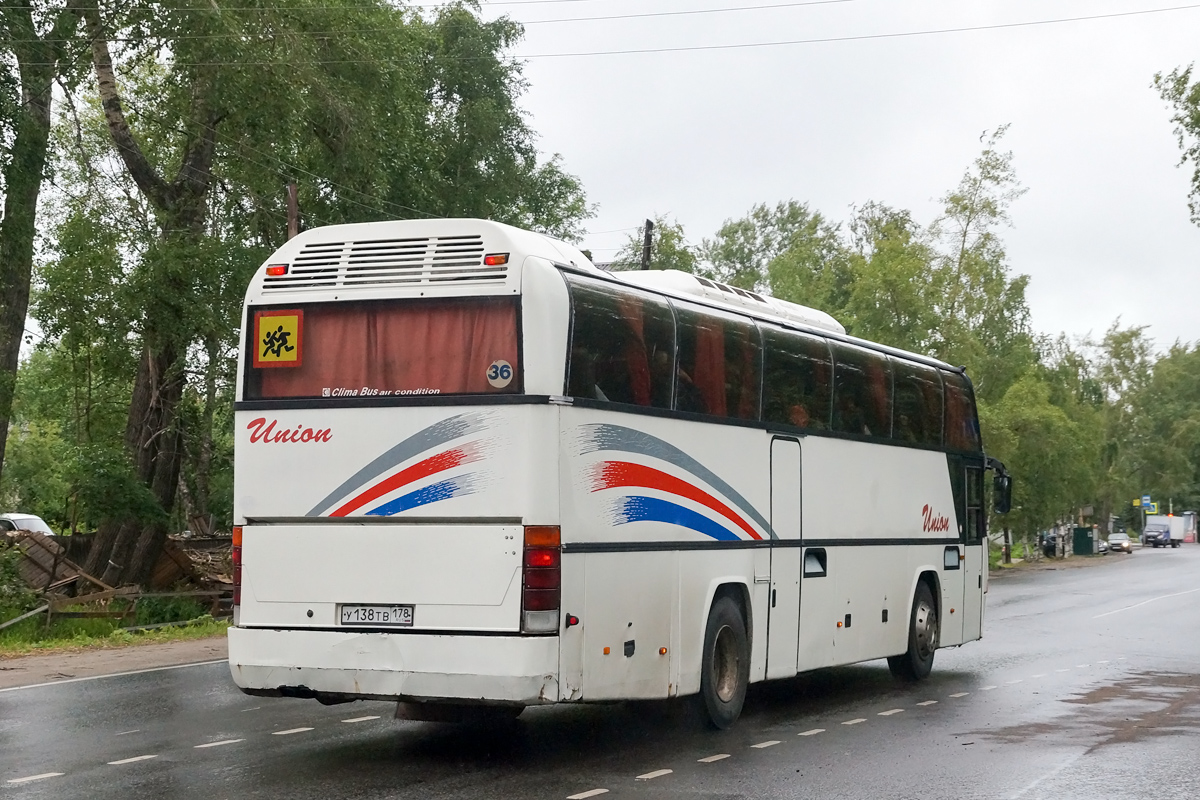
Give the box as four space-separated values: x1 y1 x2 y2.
1143 514 1185 548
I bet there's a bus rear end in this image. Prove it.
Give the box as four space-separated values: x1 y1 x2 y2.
227 219 573 713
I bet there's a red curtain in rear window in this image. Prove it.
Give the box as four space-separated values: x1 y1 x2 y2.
246 298 519 400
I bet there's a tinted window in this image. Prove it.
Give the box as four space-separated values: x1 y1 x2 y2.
565 276 675 407
831 343 892 437
892 359 943 446
943 371 982 451
673 303 761 420
762 326 832 430
244 297 519 400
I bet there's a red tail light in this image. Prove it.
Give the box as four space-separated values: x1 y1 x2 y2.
522 526 560 633
232 526 243 607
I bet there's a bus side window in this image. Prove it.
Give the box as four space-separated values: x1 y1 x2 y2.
672 303 761 420
942 371 981 452
565 276 675 408
891 358 943 446
830 342 893 438
761 326 832 430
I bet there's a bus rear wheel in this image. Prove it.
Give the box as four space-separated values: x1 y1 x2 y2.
699 594 749 730
888 581 938 681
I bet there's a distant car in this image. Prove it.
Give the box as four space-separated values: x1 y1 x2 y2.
1098 537 1109 554
1143 524 1171 548
1108 532 1133 553
0 513 54 535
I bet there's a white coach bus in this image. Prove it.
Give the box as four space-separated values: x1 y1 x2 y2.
228 218 1011 728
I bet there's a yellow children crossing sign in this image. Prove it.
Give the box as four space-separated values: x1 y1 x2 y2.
253 309 304 368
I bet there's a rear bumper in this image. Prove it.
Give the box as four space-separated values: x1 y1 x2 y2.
227 627 560 705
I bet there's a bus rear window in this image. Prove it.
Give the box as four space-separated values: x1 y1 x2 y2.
243 297 520 401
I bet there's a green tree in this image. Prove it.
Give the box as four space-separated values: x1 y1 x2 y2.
928 127 1036 401
19 0 593 584
0 1 85 487
1154 63 1200 225
700 201 832 291
979 375 1098 552
609 215 698 273
838 202 937 352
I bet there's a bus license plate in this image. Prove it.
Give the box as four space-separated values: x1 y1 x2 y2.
339 604 414 627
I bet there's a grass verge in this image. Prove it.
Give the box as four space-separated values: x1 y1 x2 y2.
0 603 229 657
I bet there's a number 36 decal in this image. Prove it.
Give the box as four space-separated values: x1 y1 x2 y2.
487 359 513 388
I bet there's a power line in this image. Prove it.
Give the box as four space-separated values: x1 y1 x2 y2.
8 1 855 43
515 2 1200 58
23 2 1199 64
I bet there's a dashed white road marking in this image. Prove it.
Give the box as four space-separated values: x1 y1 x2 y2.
1093 587 1200 619
1005 680 1023 685
878 709 904 716
949 692 969 698
980 685 998 691
1076 664 1090 668
194 739 244 749
1031 674 1046 678
115 730 140 736
698 754 730 763
1097 660 1110 664
566 790 609 799
636 769 672 780
108 755 157 766
842 718 866 725
7 773 64 785
341 715 381 723
751 740 781 748
272 727 314 736
1118 656 1127 660
1055 669 1070 673
240 707 261 712
916 700 938 706
798 728 825 736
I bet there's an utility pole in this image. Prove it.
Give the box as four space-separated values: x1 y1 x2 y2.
640 218 654 270
287 181 300 240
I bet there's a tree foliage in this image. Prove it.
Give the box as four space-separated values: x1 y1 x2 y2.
0 0 591 585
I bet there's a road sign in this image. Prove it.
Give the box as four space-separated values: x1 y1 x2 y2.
1142 494 1152 506
1147 502 1159 514
1133 498 1142 507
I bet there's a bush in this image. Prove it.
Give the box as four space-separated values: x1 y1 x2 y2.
0 540 37 613
134 595 208 626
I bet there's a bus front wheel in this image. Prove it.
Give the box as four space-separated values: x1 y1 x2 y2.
699 594 750 729
888 581 938 681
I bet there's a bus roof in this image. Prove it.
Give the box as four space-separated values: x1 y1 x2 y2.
246 218 960 374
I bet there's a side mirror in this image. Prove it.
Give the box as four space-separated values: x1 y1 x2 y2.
994 473 1013 514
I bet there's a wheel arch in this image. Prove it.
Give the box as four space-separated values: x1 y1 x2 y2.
703 579 753 650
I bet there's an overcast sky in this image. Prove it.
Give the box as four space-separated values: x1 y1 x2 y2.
473 0 1200 349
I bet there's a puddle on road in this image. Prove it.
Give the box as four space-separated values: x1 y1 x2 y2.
972 671 1200 753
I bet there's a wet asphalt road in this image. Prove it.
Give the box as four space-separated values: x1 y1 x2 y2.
3 545 1199 800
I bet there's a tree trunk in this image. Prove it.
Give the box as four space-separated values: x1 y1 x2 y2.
81 5 219 587
0 4 81 484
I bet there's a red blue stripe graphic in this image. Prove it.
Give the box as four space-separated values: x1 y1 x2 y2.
578 423 775 540
331 444 482 517
591 461 762 540
307 412 490 517
612 496 742 541
365 475 476 517
307 412 492 518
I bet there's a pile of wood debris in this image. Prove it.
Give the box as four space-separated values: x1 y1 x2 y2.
0 531 233 632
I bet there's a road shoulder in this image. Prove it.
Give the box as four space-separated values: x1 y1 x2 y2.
0 635 227 690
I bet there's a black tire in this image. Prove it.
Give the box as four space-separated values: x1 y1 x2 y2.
888 581 939 681
1172 541 1180 548
699 594 750 730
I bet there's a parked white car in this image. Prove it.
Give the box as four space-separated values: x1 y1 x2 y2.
0 513 55 535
